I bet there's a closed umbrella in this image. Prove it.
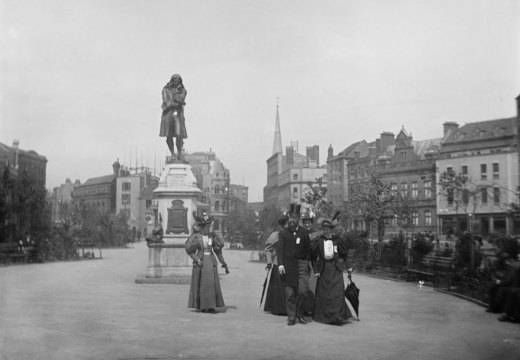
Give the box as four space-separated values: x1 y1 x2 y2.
344 272 360 320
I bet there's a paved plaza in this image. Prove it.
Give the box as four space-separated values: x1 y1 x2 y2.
1 242 519 360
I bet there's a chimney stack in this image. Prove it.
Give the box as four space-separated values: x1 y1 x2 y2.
443 122 459 138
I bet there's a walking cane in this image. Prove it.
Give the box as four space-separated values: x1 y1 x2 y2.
260 266 272 307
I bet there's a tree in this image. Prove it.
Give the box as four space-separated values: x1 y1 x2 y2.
301 177 334 218
346 174 415 261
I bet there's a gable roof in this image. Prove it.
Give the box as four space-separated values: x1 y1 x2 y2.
82 174 115 186
443 117 516 143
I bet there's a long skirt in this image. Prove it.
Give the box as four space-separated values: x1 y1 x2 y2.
313 262 349 324
188 254 224 310
264 265 287 315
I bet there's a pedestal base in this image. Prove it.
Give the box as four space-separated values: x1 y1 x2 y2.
134 243 192 284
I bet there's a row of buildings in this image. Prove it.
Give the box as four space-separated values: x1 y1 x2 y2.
264 96 520 242
52 152 249 240
0 137 249 242
0 140 48 242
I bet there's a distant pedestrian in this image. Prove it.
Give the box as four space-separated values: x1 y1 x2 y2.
185 211 228 313
312 213 351 325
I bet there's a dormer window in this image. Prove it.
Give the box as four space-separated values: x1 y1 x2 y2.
473 129 482 140
493 126 505 137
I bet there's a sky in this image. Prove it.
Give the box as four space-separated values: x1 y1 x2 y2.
1 0 519 202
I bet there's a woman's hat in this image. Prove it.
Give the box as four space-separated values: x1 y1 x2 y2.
192 211 213 225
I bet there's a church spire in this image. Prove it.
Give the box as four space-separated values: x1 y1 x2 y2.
272 98 283 155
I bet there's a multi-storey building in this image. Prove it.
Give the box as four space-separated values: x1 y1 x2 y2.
0 140 47 242
263 104 327 211
0 139 47 186
230 184 248 204
373 128 441 237
437 116 520 238
72 160 120 213
329 126 448 238
185 151 230 238
116 170 156 238
52 178 81 223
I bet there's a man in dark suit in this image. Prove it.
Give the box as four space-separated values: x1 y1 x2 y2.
277 204 311 326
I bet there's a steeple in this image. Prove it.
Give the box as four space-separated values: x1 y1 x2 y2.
272 99 283 155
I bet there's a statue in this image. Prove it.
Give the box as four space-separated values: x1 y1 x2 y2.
145 224 164 245
145 214 165 246
160 74 188 161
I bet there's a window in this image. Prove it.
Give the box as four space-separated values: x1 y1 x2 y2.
424 181 432 198
480 164 487 180
391 183 398 197
412 212 419 226
462 189 469 205
425 211 432 226
447 189 454 206
391 215 398 227
481 187 488 204
292 187 298 199
411 182 418 199
122 194 131 204
493 187 500 205
146 200 152 208
214 201 220 212
399 151 407 162
493 163 499 179
401 182 408 197
447 167 454 175
293 173 298 181
461 165 468 175
122 182 131 191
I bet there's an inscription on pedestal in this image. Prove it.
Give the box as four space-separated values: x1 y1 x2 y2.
166 200 189 234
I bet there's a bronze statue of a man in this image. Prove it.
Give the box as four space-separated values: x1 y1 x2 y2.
160 74 188 160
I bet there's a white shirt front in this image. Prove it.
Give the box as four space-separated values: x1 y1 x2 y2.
324 240 334 260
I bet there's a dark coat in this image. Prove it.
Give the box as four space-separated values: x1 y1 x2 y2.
312 233 348 274
277 226 311 287
185 232 226 266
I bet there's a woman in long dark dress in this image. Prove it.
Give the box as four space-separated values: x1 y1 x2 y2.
185 211 228 313
312 215 351 325
263 214 289 315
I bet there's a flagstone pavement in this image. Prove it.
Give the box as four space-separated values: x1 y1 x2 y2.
1 241 519 360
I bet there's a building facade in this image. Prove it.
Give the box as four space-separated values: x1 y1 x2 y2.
185 151 230 238
0 139 47 186
72 161 120 213
329 127 444 239
51 178 81 224
263 104 327 211
437 117 520 238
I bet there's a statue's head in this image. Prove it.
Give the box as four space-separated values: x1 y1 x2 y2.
170 74 182 86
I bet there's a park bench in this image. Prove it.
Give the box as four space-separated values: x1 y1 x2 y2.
0 242 30 264
406 255 455 287
77 238 102 259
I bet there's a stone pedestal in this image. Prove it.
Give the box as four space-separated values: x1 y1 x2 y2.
135 160 200 284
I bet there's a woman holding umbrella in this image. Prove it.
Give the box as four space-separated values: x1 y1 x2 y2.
312 213 352 325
